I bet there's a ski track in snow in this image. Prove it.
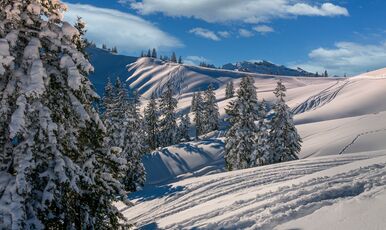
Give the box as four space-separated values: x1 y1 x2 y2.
123 153 386 229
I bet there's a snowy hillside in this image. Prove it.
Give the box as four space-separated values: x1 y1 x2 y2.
87 47 137 94
126 57 327 99
121 67 386 228
222 60 315 77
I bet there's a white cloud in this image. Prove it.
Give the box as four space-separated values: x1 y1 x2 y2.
184 56 209 66
239 29 254 38
129 0 348 24
253 25 274 34
218 31 231 38
64 3 182 54
295 41 386 76
189 28 221 41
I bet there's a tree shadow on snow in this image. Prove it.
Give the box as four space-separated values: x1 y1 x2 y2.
128 184 184 202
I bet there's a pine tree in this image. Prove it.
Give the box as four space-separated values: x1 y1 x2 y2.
191 92 197 112
269 80 302 163
224 76 259 171
151 48 157 58
122 96 146 192
252 99 272 166
171 52 177 63
147 49 151 57
178 56 183 64
203 84 219 133
111 46 118 54
178 114 191 142
144 93 159 150
73 17 88 56
324 70 328 77
226 81 235 99
102 43 107 50
140 51 145 57
193 92 205 139
159 82 178 146
0 1 128 228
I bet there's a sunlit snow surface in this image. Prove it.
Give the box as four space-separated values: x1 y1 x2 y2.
118 60 386 229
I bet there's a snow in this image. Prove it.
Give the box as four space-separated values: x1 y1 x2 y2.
122 152 386 229
276 189 386 230
116 63 386 228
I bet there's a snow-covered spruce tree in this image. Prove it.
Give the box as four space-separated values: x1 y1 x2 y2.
269 80 302 163
193 91 205 139
122 93 146 192
159 82 178 147
191 92 197 112
0 1 128 228
203 84 219 133
225 81 234 99
224 76 259 171
251 99 272 166
178 114 191 142
144 93 159 150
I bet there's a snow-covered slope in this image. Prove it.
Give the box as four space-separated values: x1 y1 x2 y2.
87 47 137 94
120 64 386 228
136 67 386 184
122 151 386 229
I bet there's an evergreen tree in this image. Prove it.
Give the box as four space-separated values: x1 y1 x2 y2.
203 84 219 133
159 82 178 146
226 81 235 99
171 52 177 63
144 93 159 150
0 1 128 228
193 92 205 139
140 51 145 57
73 17 88 56
178 114 191 142
324 70 328 77
269 80 302 163
224 76 259 171
178 56 183 64
151 48 157 58
252 99 272 166
102 43 107 50
191 92 197 112
111 46 118 54
122 96 146 192
147 49 151 57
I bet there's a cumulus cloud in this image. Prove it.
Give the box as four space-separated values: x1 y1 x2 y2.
129 0 348 24
184 56 209 66
253 25 274 34
189 28 221 41
295 41 386 76
239 29 254 38
64 3 182 54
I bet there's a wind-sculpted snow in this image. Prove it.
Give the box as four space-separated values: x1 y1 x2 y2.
121 152 386 229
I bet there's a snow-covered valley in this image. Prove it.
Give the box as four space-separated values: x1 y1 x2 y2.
118 61 386 229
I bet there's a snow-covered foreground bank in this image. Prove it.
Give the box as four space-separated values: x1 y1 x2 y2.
121 151 386 229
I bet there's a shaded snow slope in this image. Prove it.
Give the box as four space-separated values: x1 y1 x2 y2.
87 47 137 94
122 152 386 229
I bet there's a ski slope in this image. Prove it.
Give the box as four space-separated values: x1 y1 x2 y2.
121 151 386 229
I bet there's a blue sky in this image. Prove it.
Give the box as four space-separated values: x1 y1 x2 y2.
64 0 386 76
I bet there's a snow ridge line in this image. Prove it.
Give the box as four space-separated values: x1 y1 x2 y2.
339 128 386 155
